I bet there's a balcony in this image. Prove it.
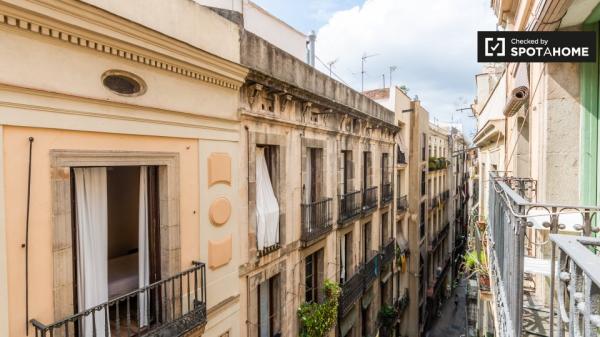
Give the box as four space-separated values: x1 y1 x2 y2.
339 268 364 316
427 256 451 298
396 195 408 213
486 172 600 337
32 262 207 337
381 183 393 205
362 186 379 213
428 222 449 253
428 157 448 171
362 252 381 287
397 151 407 165
395 289 409 316
338 190 362 224
381 238 396 266
301 198 333 245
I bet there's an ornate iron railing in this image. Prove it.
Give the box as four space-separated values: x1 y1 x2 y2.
362 186 379 212
440 190 449 202
428 222 449 253
339 190 362 224
429 195 439 209
551 235 600 337
301 198 333 244
339 267 364 316
31 262 207 337
487 172 600 337
396 195 408 213
381 183 393 205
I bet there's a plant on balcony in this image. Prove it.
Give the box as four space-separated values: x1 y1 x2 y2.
378 304 397 337
463 251 490 290
297 279 341 337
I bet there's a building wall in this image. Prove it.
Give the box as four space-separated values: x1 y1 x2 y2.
0 2 247 336
243 1 307 61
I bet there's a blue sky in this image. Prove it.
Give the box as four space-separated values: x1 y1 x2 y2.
252 0 497 139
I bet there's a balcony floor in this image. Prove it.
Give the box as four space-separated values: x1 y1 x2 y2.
523 293 550 337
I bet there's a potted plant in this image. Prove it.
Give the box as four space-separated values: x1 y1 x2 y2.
463 250 490 290
297 280 341 337
378 304 397 337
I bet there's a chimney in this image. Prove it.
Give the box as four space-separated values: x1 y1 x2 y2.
307 30 316 67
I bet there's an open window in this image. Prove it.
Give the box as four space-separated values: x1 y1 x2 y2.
71 166 161 335
258 275 281 337
305 249 324 303
256 146 280 254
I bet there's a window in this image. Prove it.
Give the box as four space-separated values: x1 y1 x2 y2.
305 249 324 303
420 202 426 239
362 151 372 189
256 146 280 253
305 148 323 203
340 232 353 282
342 150 353 194
422 133 427 161
381 212 389 244
381 153 389 185
421 169 426 196
258 275 281 337
362 222 372 263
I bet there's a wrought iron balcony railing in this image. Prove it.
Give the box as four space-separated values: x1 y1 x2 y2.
440 190 449 202
381 183 393 205
339 190 362 224
31 262 207 337
339 267 364 316
362 252 381 287
301 198 333 244
381 238 396 266
428 222 449 253
362 186 379 212
486 172 600 337
396 195 408 213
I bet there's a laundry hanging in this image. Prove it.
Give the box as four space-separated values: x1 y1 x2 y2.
74 167 110 337
255 147 280 250
138 166 150 327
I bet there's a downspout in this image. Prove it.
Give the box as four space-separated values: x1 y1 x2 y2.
24 137 33 335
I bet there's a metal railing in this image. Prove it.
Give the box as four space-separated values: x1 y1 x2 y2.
381 183 393 205
396 195 408 213
551 235 600 337
363 252 381 287
397 151 407 165
381 238 396 266
487 172 600 337
428 222 449 253
339 267 364 316
362 186 379 212
301 198 333 244
31 262 207 337
339 190 362 223
429 195 439 209
440 190 449 202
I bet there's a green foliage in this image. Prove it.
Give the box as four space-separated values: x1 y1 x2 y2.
399 85 409 93
463 250 488 277
378 304 397 329
428 157 448 171
297 279 341 337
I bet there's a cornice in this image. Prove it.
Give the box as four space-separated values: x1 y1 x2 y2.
0 1 248 91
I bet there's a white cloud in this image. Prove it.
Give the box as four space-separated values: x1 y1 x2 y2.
314 0 496 138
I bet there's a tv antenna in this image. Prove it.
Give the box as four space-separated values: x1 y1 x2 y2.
327 59 338 77
361 53 378 92
389 66 397 87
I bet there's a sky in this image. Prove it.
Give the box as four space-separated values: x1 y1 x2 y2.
252 0 497 139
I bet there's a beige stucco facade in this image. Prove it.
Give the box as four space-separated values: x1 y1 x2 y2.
0 1 247 336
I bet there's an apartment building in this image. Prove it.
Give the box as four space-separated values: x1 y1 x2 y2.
0 1 249 337
471 1 600 336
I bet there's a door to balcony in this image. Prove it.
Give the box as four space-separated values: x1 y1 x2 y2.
71 165 161 336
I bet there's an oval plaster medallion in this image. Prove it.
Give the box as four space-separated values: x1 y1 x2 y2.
209 197 231 226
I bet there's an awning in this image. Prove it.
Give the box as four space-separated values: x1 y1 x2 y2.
473 119 505 147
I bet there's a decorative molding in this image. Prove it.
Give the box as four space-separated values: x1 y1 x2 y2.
0 11 243 91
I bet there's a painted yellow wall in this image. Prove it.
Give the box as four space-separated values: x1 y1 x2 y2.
3 126 200 337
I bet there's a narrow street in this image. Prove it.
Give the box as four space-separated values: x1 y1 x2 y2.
426 278 467 337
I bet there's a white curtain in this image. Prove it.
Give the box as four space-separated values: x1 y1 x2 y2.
305 149 312 204
74 167 109 337
256 147 280 250
138 166 150 327
340 237 346 281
